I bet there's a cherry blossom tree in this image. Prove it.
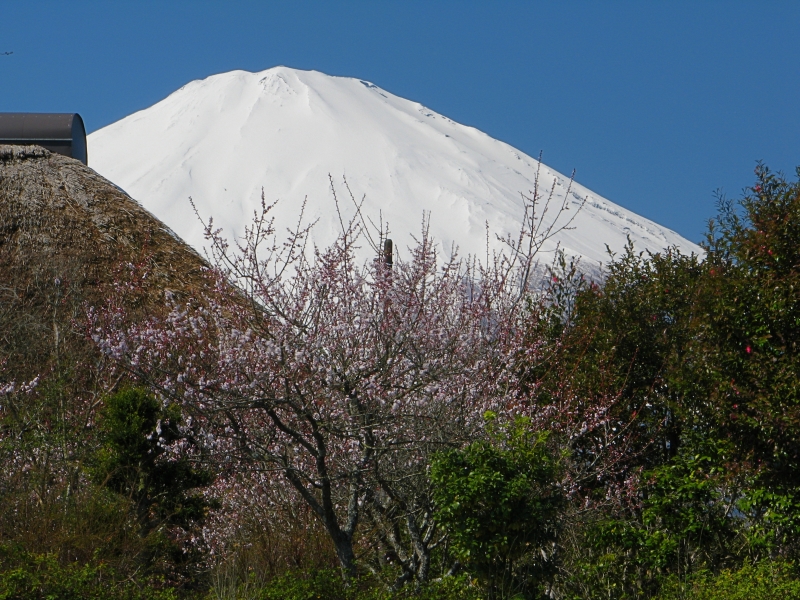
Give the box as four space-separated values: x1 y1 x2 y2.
91 171 621 584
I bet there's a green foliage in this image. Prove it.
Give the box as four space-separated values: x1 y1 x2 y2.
657 561 800 600
91 388 216 587
430 417 562 598
699 165 800 491
573 448 738 598
252 569 479 600
535 165 800 598
0 544 177 600
93 388 214 536
550 242 703 465
737 485 800 558
256 569 348 600
4 163 800 598
635 451 734 571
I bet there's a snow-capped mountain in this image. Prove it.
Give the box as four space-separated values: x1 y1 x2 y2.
88 67 701 272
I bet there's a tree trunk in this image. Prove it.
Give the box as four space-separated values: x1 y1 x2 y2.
330 528 358 580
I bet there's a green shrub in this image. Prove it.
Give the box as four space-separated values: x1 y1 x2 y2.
92 388 215 536
430 417 562 599
658 561 800 600
256 569 347 600
0 544 177 600
254 569 480 600
91 388 216 585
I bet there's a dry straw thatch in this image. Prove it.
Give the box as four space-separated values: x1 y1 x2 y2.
0 144 211 382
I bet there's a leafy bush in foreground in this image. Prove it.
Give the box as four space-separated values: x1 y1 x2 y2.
254 569 479 600
0 544 177 600
657 561 800 600
431 418 562 599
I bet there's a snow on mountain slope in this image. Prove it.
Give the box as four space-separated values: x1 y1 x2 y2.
88 67 701 273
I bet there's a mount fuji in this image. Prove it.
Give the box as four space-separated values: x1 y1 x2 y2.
87 67 701 272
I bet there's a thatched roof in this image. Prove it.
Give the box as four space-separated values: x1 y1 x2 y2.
0 144 210 299
0 145 212 382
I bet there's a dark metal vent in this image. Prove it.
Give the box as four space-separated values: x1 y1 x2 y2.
0 113 87 165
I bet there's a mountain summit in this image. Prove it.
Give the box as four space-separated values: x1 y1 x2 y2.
88 67 700 269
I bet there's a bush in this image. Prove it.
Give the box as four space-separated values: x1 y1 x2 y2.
0 544 177 600
91 388 216 585
430 417 562 599
254 569 480 600
93 388 215 535
658 561 800 600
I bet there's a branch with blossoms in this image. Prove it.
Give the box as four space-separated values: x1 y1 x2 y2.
92 180 524 581
89 173 656 586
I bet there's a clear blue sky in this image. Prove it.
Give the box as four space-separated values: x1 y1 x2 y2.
2 1 798 244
